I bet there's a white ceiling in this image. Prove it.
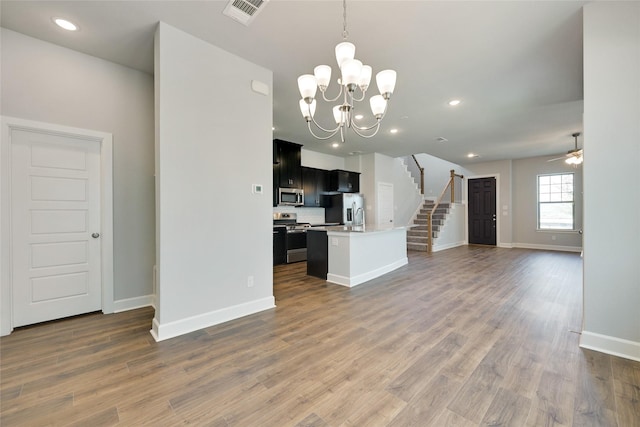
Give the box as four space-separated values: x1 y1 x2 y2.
1 0 587 164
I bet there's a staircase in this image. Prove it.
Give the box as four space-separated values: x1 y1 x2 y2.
407 200 450 251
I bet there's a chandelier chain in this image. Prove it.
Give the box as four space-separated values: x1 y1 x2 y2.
342 0 349 40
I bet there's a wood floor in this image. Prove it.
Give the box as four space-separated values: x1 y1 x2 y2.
1 246 639 426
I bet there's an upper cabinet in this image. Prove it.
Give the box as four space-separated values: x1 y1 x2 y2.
328 169 360 193
302 167 328 207
273 139 302 189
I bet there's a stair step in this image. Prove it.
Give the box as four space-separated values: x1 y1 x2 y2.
416 214 445 221
407 236 429 244
414 219 444 226
407 242 429 252
408 228 439 238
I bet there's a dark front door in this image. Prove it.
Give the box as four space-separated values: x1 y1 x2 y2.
468 177 497 245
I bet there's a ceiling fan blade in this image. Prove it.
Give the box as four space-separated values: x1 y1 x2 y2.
547 156 566 162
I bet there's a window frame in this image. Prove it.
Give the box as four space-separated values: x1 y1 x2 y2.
537 172 576 231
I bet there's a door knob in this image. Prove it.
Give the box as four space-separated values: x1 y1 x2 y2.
92 233 100 238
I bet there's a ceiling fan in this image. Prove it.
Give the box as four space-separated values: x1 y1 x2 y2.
548 132 583 165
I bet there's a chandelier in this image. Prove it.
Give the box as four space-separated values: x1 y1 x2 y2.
297 0 397 143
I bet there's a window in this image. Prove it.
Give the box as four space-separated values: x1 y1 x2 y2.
538 173 574 230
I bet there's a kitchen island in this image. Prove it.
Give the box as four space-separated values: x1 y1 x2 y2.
307 225 408 287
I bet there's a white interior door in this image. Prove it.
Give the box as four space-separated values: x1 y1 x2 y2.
377 182 394 225
11 129 102 327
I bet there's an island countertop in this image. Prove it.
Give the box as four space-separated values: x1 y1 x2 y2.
309 224 409 234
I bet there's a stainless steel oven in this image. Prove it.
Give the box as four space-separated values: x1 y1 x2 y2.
273 212 309 263
285 229 307 263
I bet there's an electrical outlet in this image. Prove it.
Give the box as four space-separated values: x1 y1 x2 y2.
247 276 254 287
331 238 339 246
551 235 556 241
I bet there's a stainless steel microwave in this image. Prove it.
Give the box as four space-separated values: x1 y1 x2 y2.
278 188 304 206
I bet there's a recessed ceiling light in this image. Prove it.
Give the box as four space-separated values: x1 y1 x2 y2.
390 128 398 134
448 99 461 106
467 153 480 158
436 137 448 143
53 18 78 31
332 142 340 148
354 114 364 120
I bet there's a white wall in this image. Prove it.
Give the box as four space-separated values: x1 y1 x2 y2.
414 153 466 202
512 155 583 251
581 2 640 360
153 23 274 340
0 29 155 306
301 149 345 170
354 153 422 227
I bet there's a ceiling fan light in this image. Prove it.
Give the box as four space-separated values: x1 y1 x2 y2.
314 65 332 90
297 74 318 100
376 69 397 99
341 59 363 87
335 42 356 68
370 95 386 118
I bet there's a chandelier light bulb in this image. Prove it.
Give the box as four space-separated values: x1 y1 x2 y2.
335 42 356 68
370 95 387 119
376 70 397 99
341 59 363 87
297 74 318 101
314 65 332 90
333 105 345 125
358 65 372 91
299 99 316 120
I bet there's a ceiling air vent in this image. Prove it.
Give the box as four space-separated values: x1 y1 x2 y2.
223 0 269 26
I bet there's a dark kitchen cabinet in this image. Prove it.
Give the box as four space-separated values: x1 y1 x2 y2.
302 166 328 207
274 139 302 188
273 226 286 265
328 169 360 193
306 229 328 279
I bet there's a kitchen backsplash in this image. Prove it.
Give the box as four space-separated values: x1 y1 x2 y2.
273 206 325 225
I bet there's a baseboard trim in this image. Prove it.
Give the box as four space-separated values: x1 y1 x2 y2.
150 296 275 342
433 241 465 252
327 258 408 288
580 331 640 362
113 295 155 313
512 243 582 253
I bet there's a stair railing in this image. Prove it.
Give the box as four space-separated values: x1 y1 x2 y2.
426 169 464 253
411 155 425 194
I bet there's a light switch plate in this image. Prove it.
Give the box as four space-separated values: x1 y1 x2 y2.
252 184 263 194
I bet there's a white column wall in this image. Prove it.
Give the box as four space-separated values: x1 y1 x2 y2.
581 2 640 360
153 23 274 340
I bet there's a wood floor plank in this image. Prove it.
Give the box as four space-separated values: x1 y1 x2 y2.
1 247 638 427
525 369 576 426
480 386 532 426
572 349 619 427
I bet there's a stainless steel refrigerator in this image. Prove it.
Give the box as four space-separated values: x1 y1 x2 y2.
324 193 365 226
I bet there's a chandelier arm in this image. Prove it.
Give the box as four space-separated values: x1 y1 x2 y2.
309 113 342 134
307 121 342 140
350 88 366 103
351 118 382 132
350 121 381 138
320 86 344 103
